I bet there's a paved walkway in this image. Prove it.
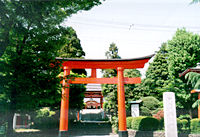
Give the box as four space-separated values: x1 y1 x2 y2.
71 109 116 137
76 135 118 137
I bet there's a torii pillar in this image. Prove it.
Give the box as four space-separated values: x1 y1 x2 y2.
59 66 70 136
57 55 153 137
117 67 127 135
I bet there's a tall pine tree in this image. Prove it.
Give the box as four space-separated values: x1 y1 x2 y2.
102 43 120 115
102 43 141 115
143 43 169 99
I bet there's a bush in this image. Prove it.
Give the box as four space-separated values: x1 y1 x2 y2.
131 116 145 130
126 117 134 129
141 96 160 110
140 106 151 116
152 108 163 115
32 107 58 129
177 118 182 130
131 116 160 131
153 110 164 120
111 116 118 133
140 96 162 116
178 114 191 121
180 119 188 130
190 118 200 133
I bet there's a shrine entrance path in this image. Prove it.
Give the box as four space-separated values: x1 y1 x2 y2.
69 122 115 137
76 135 118 137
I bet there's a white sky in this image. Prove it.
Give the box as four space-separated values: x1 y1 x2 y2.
62 0 200 77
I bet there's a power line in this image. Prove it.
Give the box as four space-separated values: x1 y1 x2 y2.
66 20 200 33
65 18 200 33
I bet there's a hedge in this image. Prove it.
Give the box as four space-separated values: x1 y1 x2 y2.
126 116 200 133
131 116 160 131
180 119 188 130
126 117 134 129
190 118 200 133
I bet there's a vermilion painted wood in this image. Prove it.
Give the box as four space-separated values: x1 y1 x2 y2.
57 55 153 134
56 55 153 69
117 67 127 131
77 111 80 121
68 77 141 84
84 91 102 94
91 69 97 78
190 89 200 119
191 89 200 93
100 97 103 108
61 59 149 69
59 67 70 131
198 94 200 119
60 77 141 84
84 95 103 98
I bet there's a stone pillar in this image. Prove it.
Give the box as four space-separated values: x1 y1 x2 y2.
59 66 70 137
117 67 128 137
163 92 178 137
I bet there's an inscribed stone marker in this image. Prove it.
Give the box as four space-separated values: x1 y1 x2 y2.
163 92 178 137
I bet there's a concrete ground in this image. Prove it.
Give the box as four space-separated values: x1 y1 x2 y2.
76 135 118 137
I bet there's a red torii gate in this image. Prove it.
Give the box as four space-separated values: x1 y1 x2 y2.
57 55 153 137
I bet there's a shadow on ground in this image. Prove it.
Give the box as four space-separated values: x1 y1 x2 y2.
69 122 112 136
10 122 112 137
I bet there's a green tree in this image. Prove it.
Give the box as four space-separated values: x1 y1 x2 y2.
58 27 86 74
103 43 121 78
185 72 200 89
166 29 200 112
0 0 102 57
142 43 169 99
57 27 87 118
0 0 103 132
192 0 200 3
124 69 141 114
185 72 200 109
102 43 120 115
102 43 141 116
58 27 85 58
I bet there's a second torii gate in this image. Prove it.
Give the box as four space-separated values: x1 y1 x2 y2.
57 55 153 137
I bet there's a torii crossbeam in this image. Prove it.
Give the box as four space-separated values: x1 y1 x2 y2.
56 55 153 137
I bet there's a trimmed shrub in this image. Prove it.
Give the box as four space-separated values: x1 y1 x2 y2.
141 96 160 110
190 118 200 133
180 119 188 130
131 116 159 131
140 96 162 116
177 118 182 130
140 106 151 116
111 116 118 133
131 116 145 130
178 114 191 120
32 107 57 129
152 108 163 115
126 117 134 129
